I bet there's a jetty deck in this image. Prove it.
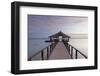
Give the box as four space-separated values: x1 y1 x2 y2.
49 42 71 59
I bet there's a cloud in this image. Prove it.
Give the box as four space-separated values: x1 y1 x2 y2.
28 15 88 38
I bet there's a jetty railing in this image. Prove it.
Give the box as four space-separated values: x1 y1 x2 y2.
28 42 58 61
63 41 87 59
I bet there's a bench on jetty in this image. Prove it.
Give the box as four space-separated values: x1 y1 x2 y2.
28 31 87 61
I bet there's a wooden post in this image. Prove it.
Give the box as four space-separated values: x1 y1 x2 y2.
47 47 49 60
67 44 70 53
69 45 70 54
50 45 52 54
68 44 69 51
75 50 78 59
71 47 73 59
41 50 44 60
49 45 50 54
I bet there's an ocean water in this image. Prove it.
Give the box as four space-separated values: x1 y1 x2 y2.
28 38 88 60
28 38 50 60
68 38 88 59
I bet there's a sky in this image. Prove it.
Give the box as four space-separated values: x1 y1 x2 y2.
28 15 88 38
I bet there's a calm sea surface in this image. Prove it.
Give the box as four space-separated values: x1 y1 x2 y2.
28 38 50 59
69 39 88 58
28 38 88 60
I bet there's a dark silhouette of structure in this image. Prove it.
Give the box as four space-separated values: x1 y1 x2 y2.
49 31 70 42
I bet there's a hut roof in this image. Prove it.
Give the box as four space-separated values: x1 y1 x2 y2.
49 31 70 38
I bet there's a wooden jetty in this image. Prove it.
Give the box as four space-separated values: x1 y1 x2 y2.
49 41 71 59
28 31 87 61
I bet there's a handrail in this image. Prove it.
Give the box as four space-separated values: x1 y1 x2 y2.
69 44 87 59
63 41 87 59
28 42 58 61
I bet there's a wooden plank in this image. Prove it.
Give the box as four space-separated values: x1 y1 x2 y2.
49 42 71 59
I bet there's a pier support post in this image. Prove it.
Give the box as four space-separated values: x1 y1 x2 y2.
71 47 73 59
41 50 44 60
75 50 78 59
47 47 49 59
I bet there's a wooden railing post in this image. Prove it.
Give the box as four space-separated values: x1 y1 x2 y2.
29 42 58 60
75 50 78 59
47 47 49 60
63 41 87 59
49 45 50 54
50 45 52 54
71 47 73 59
41 50 44 60
69 45 70 54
